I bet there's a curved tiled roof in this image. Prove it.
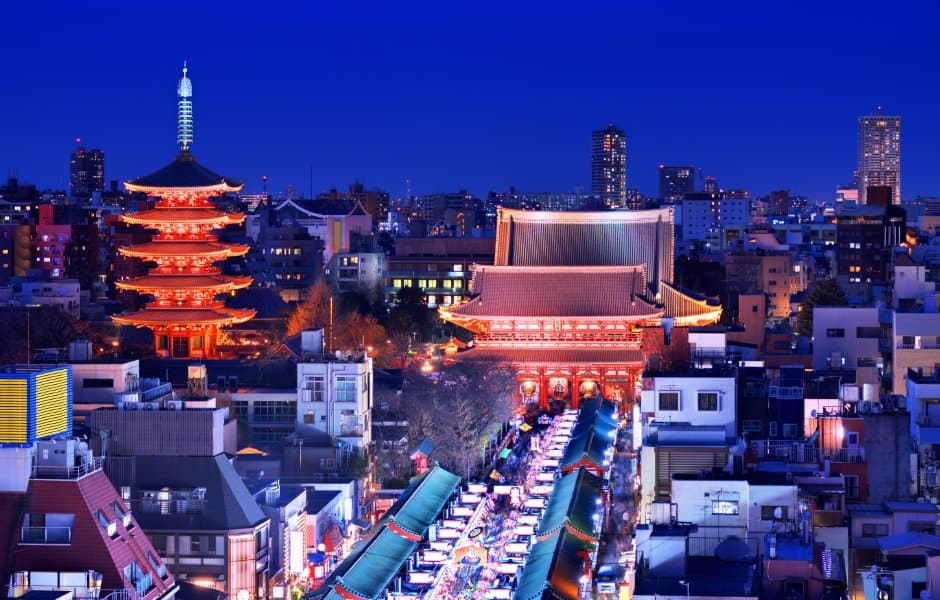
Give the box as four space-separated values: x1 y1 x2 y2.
125 152 242 191
122 207 246 226
449 265 660 318
112 306 256 327
115 273 251 293
117 240 249 259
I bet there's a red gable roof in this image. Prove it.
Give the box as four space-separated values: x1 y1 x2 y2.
14 470 174 600
450 265 661 319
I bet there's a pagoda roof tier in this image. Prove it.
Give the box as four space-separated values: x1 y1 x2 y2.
122 207 246 227
115 273 252 293
125 151 243 194
456 346 645 365
118 240 249 259
445 265 662 319
112 306 256 327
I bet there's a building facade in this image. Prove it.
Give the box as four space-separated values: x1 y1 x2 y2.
858 108 901 205
591 124 627 208
659 165 695 202
69 144 105 198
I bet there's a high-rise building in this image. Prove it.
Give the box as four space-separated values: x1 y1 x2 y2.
658 165 695 202
69 143 104 197
591 124 626 208
858 107 901 205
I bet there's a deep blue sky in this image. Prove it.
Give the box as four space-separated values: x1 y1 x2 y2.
3 1 940 201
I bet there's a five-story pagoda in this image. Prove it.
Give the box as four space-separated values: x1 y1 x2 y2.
113 63 255 358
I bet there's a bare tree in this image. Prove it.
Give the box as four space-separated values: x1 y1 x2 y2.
285 281 332 337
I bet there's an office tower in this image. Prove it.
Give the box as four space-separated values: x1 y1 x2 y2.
69 143 105 197
658 165 695 202
858 107 901 205
591 124 626 208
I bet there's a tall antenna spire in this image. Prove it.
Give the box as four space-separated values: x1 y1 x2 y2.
177 61 194 153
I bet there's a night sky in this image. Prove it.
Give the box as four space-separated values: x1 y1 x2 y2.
3 1 940 201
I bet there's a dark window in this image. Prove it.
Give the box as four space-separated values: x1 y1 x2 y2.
697 392 719 411
150 534 168 556
190 536 201 553
856 326 881 338
82 378 114 388
658 392 679 411
826 328 845 338
862 523 889 537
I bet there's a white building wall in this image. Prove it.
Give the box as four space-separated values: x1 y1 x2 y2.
812 306 881 370
642 376 737 436
71 361 139 404
296 357 373 450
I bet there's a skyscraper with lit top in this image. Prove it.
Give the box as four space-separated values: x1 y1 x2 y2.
591 124 626 208
112 63 254 358
858 107 901 205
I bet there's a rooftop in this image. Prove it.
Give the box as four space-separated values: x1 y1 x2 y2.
125 152 242 192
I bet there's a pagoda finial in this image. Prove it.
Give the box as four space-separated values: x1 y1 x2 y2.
177 61 194 154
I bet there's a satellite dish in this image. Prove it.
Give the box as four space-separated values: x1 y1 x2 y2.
810 409 818 418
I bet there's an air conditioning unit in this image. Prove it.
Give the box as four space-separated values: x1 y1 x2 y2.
166 400 184 410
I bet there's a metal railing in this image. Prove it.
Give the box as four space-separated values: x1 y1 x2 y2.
20 525 71 544
812 509 845 528
751 440 865 464
32 456 104 480
7 586 141 600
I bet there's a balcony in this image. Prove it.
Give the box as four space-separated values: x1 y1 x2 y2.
812 509 846 528
897 342 940 350
20 525 71 544
751 440 865 464
32 456 104 480
340 426 364 437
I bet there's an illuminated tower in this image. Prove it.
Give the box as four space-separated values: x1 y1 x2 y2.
591 124 626 208
113 63 254 358
858 107 901 205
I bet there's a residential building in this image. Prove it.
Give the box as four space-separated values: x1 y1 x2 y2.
247 201 325 302
679 193 750 253
325 251 384 303
591 124 627 208
659 165 695 202
250 480 308 592
88 405 270 598
858 108 901 205
296 330 374 454
70 144 105 198
0 364 176 600
385 236 494 307
893 309 940 394
812 306 884 372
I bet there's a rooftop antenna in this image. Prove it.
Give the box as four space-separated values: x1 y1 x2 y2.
262 175 268 197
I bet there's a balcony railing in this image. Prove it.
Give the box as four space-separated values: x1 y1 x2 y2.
812 509 845 528
897 342 940 350
768 385 803 399
32 456 104 480
20 525 71 544
751 440 865 464
7 586 141 600
340 426 363 437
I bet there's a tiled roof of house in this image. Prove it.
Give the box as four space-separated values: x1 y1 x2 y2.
112 306 256 327
513 530 595 600
537 467 604 541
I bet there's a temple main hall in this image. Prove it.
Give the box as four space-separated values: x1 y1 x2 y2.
440 207 721 411
113 64 255 359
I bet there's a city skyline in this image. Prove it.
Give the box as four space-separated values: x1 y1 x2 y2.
2 1 940 201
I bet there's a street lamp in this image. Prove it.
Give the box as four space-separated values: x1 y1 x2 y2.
679 579 690 599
